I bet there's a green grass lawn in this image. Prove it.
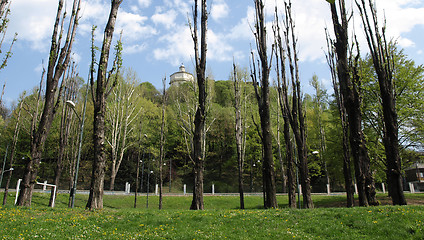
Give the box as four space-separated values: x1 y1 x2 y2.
1 193 424 239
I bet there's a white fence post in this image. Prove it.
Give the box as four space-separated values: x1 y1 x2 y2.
326 184 331 195
155 184 158 195
183 184 186 195
212 184 215 195
125 182 131 194
354 184 358 195
14 179 22 205
409 182 415 193
381 183 386 194
43 180 47 191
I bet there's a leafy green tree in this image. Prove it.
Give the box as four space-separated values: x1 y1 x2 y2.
106 69 142 191
362 47 424 186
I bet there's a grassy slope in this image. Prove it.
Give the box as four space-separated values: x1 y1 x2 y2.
0 193 423 239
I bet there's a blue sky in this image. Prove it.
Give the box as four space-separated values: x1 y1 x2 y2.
0 0 423 107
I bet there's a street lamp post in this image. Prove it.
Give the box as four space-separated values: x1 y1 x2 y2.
169 158 172 193
134 151 145 208
68 81 89 208
0 145 9 188
0 168 13 188
140 157 145 194
134 134 148 208
146 162 151 209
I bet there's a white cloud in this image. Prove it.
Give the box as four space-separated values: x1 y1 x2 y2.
152 9 178 29
123 43 147 54
116 11 158 42
153 25 194 66
227 6 255 41
138 0 152 8
397 37 415 48
8 0 59 50
211 0 229 21
71 52 82 64
168 0 191 16
208 30 234 62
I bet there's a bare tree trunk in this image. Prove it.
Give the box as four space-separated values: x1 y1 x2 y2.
281 1 313 208
250 0 277 209
2 95 24 205
49 63 78 207
233 62 245 209
325 31 354 207
67 113 79 207
159 77 167 210
273 3 297 209
275 113 287 194
284 118 296 208
189 0 208 210
356 0 406 206
17 0 81 206
328 0 378 206
275 48 295 208
87 0 123 210
351 52 378 205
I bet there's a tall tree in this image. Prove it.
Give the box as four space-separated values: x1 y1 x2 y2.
276 1 313 208
356 0 406 205
233 62 246 209
325 30 354 207
273 10 296 208
17 0 81 206
327 0 377 206
49 63 79 207
310 75 330 191
86 0 123 210
159 77 167 210
106 70 141 191
189 0 208 210
250 0 278 209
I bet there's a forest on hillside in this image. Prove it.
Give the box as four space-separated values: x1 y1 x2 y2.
1 48 423 195
0 0 423 209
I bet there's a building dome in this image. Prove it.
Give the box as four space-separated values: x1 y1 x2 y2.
170 64 194 86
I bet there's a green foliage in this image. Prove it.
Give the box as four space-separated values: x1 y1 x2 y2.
361 46 424 179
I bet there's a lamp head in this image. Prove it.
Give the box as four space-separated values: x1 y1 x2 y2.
66 100 76 109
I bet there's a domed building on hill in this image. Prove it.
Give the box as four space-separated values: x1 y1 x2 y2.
170 64 194 86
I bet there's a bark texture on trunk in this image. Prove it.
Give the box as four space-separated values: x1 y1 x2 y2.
328 0 377 206
17 0 81 206
233 63 245 209
189 0 208 210
282 2 313 208
49 66 78 207
86 0 122 210
250 0 278 209
159 77 166 210
284 120 296 208
326 26 355 207
356 0 406 206
274 3 301 209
